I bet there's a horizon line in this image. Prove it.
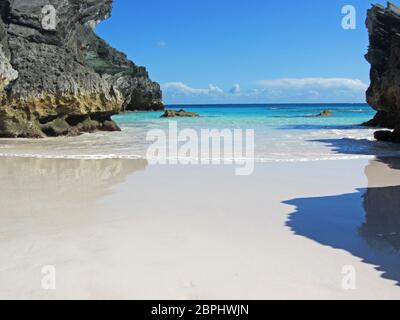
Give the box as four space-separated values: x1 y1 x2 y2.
165 102 369 107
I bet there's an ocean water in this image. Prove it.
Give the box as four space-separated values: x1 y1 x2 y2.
1 104 400 162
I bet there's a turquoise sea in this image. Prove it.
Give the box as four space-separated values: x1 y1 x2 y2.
1 104 400 161
116 104 375 128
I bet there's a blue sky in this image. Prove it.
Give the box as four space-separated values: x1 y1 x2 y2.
97 0 388 104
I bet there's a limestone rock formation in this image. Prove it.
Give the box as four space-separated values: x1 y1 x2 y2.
0 0 163 138
364 2 400 141
161 109 200 118
0 16 17 93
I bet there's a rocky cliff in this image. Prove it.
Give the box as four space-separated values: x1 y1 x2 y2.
0 0 163 138
364 2 400 142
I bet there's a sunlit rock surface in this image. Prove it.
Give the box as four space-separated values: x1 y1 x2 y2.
0 0 163 138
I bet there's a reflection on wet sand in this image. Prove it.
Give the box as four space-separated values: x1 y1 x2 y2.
0 157 148 238
360 185 400 251
286 157 400 285
361 157 400 252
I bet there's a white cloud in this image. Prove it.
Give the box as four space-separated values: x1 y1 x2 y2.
229 84 241 94
162 82 224 96
257 78 368 91
161 78 368 104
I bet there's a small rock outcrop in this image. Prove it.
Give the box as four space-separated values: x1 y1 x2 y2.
0 0 163 138
316 110 333 117
364 2 400 141
305 110 333 118
161 109 200 118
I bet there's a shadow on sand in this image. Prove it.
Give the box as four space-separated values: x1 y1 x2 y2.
285 153 400 285
309 138 400 158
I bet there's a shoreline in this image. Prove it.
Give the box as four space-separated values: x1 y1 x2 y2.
0 152 383 161
1 104 398 164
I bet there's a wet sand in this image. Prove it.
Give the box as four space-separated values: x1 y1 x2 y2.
1 157 400 299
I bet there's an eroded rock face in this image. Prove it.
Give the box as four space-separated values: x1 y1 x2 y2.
364 3 400 141
0 0 163 138
0 16 17 93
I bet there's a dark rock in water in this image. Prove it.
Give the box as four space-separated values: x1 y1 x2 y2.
362 111 399 128
161 109 200 118
41 118 72 137
316 110 333 117
364 3 400 140
307 110 333 118
77 119 103 134
0 0 163 138
39 114 121 137
102 120 122 132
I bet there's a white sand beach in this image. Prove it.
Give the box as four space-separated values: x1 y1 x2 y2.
1 157 400 300
3 0 400 303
